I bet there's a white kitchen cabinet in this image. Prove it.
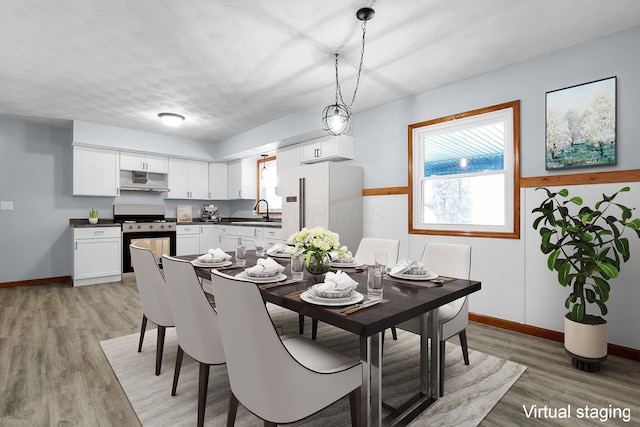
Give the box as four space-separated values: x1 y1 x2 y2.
300 135 354 164
167 158 209 200
73 146 120 196
276 145 300 195
208 162 228 199
120 152 169 173
72 227 122 286
199 224 222 252
176 225 200 256
227 156 258 200
218 225 263 251
263 227 285 249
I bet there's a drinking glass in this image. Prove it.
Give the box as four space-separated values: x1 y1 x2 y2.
375 253 388 276
255 239 266 257
367 265 384 300
235 242 247 267
290 254 304 281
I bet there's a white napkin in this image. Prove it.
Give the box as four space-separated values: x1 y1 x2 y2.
244 257 285 274
267 243 290 255
314 270 358 293
197 248 231 262
390 258 423 275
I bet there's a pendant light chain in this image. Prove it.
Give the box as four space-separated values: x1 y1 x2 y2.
336 21 368 109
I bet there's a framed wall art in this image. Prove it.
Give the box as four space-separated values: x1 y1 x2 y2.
545 76 616 170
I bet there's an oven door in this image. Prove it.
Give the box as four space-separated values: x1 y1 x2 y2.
123 231 176 273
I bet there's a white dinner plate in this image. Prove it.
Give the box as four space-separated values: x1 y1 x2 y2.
329 260 363 268
389 270 438 281
191 260 233 268
300 290 364 306
235 271 288 283
269 252 291 258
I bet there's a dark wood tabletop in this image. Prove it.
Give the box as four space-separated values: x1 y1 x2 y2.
184 250 481 338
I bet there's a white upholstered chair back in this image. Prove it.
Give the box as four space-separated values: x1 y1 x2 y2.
130 245 174 327
354 238 400 265
161 255 225 365
211 269 362 424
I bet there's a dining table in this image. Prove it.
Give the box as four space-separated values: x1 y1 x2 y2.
184 251 481 427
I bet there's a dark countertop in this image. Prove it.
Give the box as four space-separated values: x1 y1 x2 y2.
174 218 282 228
69 219 121 228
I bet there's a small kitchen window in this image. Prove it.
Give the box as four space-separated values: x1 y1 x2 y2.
257 155 282 212
408 101 520 238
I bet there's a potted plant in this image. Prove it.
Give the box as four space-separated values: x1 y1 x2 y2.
89 208 99 224
288 227 350 275
532 186 640 371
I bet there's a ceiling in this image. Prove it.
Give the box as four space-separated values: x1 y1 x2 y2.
2 0 640 145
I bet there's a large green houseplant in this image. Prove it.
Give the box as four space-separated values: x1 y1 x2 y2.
532 186 640 370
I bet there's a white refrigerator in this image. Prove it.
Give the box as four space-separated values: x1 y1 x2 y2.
281 162 363 252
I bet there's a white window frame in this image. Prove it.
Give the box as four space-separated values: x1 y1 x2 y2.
409 101 520 239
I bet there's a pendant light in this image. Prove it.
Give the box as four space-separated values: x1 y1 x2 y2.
322 7 375 136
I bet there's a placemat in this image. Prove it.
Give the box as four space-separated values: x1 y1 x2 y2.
385 275 456 288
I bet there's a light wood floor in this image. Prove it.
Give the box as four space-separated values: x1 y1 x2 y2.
1 279 638 426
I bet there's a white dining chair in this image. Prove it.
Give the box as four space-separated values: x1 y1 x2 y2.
394 242 472 397
161 255 226 427
306 237 400 340
129 244 174 376
210 269 362 426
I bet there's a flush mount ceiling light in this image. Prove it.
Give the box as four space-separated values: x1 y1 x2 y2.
322 7 375 136
158 112 185 127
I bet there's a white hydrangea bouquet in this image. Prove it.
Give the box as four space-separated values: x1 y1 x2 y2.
288 226 350 273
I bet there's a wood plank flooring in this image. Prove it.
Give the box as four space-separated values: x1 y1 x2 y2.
1 278 638 426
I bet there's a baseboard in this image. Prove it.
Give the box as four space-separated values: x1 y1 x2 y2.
0 275 72 289
469 312 640 361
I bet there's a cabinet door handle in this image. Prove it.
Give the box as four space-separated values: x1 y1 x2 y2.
317 148 321 157
238 190 241 198
75 242 77 250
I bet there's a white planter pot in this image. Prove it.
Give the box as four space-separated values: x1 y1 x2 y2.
564 314 607 359
89 217 99 224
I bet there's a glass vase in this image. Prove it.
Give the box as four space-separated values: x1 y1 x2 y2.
305 253 331 275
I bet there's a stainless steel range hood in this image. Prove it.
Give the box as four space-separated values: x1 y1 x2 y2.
120 171 170 192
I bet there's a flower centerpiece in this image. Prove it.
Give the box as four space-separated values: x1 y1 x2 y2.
288 227 350 275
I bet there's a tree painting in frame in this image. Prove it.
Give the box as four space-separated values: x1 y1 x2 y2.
545 76 616 169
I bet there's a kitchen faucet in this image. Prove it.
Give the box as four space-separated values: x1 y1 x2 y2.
254 199 270 221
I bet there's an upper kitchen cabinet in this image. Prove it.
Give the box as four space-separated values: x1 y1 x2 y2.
300 135 354 164
227 157 257 200
166 158 209 199
208 162 228 199
120 151 168 173
276 144 300 195
73 146 120 196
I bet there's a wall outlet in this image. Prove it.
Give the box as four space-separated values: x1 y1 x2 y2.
1 201 14 211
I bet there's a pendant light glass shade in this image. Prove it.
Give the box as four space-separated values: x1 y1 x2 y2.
322 104 351 136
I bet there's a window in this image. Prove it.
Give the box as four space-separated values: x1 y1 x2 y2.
409 101 520 238
257 155 282 213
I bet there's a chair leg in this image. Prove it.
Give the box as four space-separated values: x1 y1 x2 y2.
138 314 148 352
349 387 361 427
439 339 445 397
172 345 184 396
264 422 277 427
298 314 305 334
155 325 166 376
311 319 318 340
391 326 398 340
197 363 210 427
459 330 470 365
227 391 239 427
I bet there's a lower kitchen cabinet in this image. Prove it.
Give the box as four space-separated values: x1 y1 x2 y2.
72 227 122 286
199 224 221 253
176 225 200 256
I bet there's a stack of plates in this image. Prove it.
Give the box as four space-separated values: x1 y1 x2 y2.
300 289 364 306
191 259 232 268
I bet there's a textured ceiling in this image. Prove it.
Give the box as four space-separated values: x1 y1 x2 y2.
1 0 640 144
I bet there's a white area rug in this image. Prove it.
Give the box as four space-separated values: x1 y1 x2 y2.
100 306 526 426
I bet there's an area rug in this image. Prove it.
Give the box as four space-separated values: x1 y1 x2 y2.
100 305 526 426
